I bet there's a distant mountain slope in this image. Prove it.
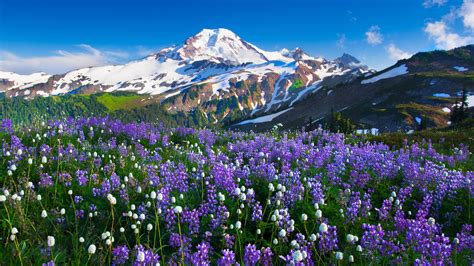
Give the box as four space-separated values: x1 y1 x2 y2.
0 28 370 125
3 29 471 132
232 45 474 132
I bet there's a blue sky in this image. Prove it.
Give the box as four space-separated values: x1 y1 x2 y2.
0 0 473 74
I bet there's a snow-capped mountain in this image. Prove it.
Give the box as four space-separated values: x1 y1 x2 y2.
0 28 371 122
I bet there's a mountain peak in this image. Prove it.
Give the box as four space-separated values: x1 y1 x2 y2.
335 53 361 64
173 28 268 65
334 53 370 71
195 28 239 39
280 47 315 61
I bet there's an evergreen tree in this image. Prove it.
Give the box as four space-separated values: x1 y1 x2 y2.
450 88 469 125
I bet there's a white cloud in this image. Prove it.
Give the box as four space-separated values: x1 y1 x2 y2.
0 45 129 75
460 0 474 30
386 44 412 61
423 0 448 8
424 21 473 49
365 26 383 45
336 34 347 49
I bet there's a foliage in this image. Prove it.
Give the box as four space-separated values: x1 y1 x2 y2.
0 117 472 265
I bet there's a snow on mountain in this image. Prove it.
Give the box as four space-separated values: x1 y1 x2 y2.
0 71 51 91
2 28 371 119
158 28 269 65
235 107 293 125
361 64 408 84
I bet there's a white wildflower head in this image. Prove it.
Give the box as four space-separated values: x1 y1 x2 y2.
293 250 303 262
137 251 145 262
319 223 328 233
47 236 55 247
174 206 183 214
107 194 117 205
88 244 96 254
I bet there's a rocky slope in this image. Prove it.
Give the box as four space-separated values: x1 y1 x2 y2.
232 45 474 132
0 28 370 124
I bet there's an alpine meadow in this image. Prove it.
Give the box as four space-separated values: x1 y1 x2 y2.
0 0 473 265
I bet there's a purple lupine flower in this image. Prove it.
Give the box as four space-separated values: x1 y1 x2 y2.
112 245 130 265
191 242 211 265
244 244 261 266
217 249 236 266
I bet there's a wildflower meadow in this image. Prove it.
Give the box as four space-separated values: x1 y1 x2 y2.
0 117 472 265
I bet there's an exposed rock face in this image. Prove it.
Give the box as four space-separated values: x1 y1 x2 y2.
232 45 474 132
0 28 371 123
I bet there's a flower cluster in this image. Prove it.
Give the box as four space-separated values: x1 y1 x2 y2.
0 117 472 264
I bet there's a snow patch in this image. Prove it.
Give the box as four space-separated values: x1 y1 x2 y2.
453 66 468 72
235 108 293 125
361 64 407 84
433 93 450 98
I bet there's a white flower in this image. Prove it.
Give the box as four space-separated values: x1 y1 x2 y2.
256 229 261 235
150 191 157 199
41 210 48 218
47 236 55 247
346 234 355 243
356 245 363 252
147 224 153 231
279 229 286 238
268 183 275 192
428 217 435 226
319 223 328 233
234 188 241 195
157 193 163 201
453 237 460 244
41 156 47 164
107 194 117 205
293 250 303 262
10 164 17 171
310 234 317 242
88 244 96 254
235 221 242 229
349 255 354 263
315 210 322 219
273 238 279 245
174 206 182 214
79 237 85 243
137 251 145 262
0 195 6 202
60 208 66 215
10 234 16 241
301 213 308 221
68 190 73 195
218 192 225 202
17 149 23 156
120 227 125 233
28 158 33 165
335 251 343 260
105 239 112 246
11 227 18 235
37 195 42 201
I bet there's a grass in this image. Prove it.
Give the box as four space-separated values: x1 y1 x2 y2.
96 94 145 111
289 79 304 91
395 102 449 127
